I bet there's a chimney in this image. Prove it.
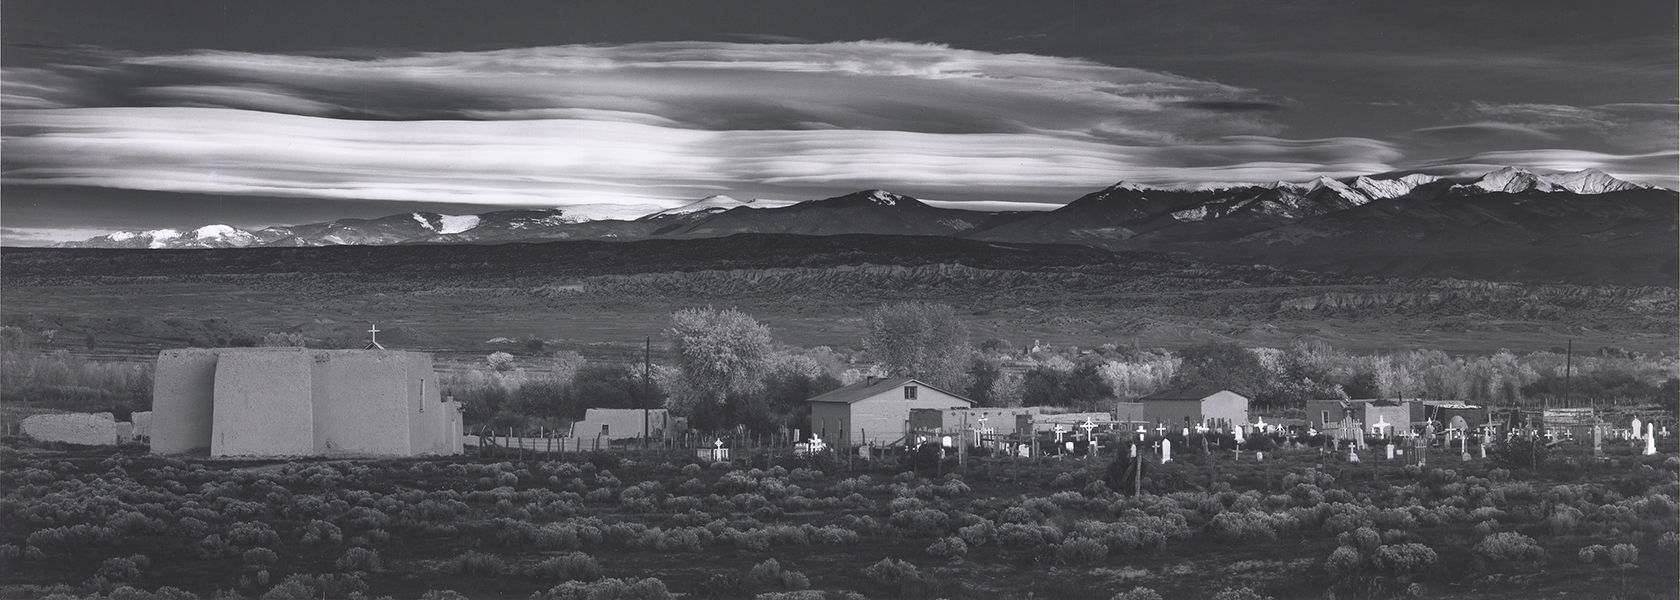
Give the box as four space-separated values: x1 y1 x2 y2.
865 375 878 386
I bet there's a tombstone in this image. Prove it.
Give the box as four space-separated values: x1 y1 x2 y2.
1161 438 1172 463
1593 424 1604 457
941 435 953 448
1255 451 1264 461
1017 443 1031 458
1385 442 1395 461
1233 424 1245 444
1632 418 1643 444
859 445 871 460
1645 423 1658 456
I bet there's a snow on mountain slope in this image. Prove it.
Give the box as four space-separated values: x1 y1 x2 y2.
1353 174 1442 199
1544 168 1649 194
437 215 481 234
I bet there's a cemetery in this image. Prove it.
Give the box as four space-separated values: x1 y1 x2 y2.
0 405 1674 600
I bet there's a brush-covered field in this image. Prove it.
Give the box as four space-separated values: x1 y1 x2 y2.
1 439 1675 600
2 235 1674 361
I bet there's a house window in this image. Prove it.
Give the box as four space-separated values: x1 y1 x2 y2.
904 386 918 400
601 424 609 436
1321 410 1329 425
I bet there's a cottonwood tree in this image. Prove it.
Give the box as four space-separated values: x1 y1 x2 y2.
667 306 773 409
1170 341 1272 398
862 302 971 391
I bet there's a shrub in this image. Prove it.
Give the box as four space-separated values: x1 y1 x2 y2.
419 591 470 600
335 547 382 572
1369 543 1438 576
448 550 510 576
97 556 142 582
531 577 671 600
1056 538 1108 565
957 520 996 548
1473 532 1546 570
242 547 279 568
1324 545 1362 578
745 559 809 592
1577 544 1607 564
1608 543 1639 568
533 552 604 582
1111 588 1165 600
863 558 921 585
926 536 968 560
300 520 343 547
1209 587 1273 600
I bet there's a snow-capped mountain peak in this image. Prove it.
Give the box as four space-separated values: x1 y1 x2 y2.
865 190 904 206
1470 166 1556 193
1352 174 1442 200
1544 168 1648 194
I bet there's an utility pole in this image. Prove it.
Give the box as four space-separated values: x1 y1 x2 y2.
643 337 652 444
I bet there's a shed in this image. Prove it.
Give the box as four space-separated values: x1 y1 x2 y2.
808 376 974 447
1137 388 1249 431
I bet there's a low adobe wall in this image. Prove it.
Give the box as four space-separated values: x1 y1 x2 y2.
211 349 315 457
151 349 219 453
21 412 117 445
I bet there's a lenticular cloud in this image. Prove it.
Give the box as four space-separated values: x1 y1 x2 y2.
6 40 1608 207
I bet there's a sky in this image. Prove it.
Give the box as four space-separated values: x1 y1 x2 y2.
2 0 1676 245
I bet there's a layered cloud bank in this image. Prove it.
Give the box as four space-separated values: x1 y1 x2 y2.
3 41 1674 216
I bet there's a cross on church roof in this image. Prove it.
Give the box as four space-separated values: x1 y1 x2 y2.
366 323 385 350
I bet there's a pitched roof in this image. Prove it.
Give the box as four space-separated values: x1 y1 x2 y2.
1138 388 1245 402
806 376 974 406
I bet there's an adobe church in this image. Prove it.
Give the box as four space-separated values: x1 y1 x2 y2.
151 347 463 457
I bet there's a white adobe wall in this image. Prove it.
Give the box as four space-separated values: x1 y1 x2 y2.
151 349 219 453
21 412 118 445
312 350 415 456
212 349 316 457
130 411 153 439
401 352 454 455
572 409 668 440
443 400 465 454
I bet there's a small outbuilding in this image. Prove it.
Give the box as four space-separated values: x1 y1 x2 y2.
808 376 974 447
568 408 676 441
1136 388 1250 431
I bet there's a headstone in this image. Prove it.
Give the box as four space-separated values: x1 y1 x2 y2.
1255 451 1264 461
1386 442 1395 461
1645 423 1658 456
1161 438 1172 463
859 445 871 459
1347 445 1360 463
1018 443 1031 458
1632 418 1643 443
1593 424 1604 457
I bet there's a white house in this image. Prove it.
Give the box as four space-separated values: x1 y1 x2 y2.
808 376 974 447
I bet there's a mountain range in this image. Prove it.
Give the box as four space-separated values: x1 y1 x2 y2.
53 167 1677 286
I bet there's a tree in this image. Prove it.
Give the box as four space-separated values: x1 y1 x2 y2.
1021 361 1112 407
1171 342 1272 398
964 359 1001 407
486 352 519 373
667 307 774 408
862 302 972 391
571 364 659 412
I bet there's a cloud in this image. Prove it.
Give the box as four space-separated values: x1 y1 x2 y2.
1406 121 1562 143
1407 149 1680 189
1458 101 1678 152
0 227 116 246
1 106 1411 206
3 40 1671 220
13 41 1286 143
